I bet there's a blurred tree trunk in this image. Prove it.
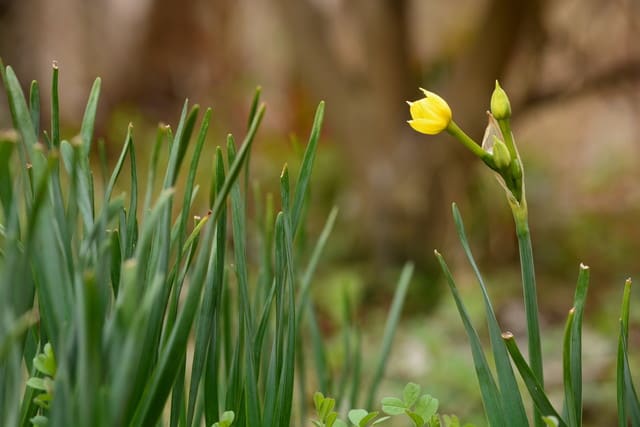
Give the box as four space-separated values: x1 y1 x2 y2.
116 0 240 126
277 0 543 303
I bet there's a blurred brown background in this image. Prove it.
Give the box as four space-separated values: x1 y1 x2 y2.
1 0 640 424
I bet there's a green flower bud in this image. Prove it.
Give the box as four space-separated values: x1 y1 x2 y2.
491 136 511 170
491 80 511 120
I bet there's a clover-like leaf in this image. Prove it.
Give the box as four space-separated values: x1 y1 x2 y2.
358 411 380 427
406 410 425 427
403 383 421 407
326 411 338 427
381 397 406 415
348 409 369 426
33 349 56 377
414 394 438 422
211 410 235 427
220 411 234 425
33 392 52 409
348 409 381 427
314 392 325 413
27 377 49 391
320 397 336 420
427 414 441 427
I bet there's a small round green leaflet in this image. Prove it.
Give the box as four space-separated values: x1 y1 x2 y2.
211 410 235 427
381 397 405 416
347 409 387 427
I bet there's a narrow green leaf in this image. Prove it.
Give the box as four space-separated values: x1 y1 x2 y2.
29 80 40 137
243 329 262 427
130 217 216 427
50 62 60 147
349 329 362 409
365 262 413 408
620 325 640 425
125 133 139 257
192 148 226 427
209 104 265 223
435 251 505 427
569 264 589 426
617 279 632 427
503 332 567 427
228 134 254 331
103 124 133 203
143 125 167 214
80 77 101 156
562 309 577 427
307 302 330 394
163 102 199 188
247 86 262 129
0 134 16 218
2 65 43 194
617 279 640 426
170 362 186 427
291 101 324 236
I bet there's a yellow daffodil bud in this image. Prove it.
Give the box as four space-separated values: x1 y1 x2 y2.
407 88 452 135
491 136 511 170
490 80 511 120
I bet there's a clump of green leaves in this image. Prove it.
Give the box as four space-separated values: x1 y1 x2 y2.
25 343 56 425
312 392 388 427
381 382 439 426
0 58 414 427
313 384 474 427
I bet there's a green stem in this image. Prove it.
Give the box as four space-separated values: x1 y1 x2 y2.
446 121 494 168
497 118 517 160
513 211 545 427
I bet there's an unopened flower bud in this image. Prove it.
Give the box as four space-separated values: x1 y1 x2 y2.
491 80 511 120
491 136 511 169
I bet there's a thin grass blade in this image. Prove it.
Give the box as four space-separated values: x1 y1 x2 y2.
291 101 324 236
435 251 505 427
79 77 101 156
503 332 567 427
365 262 413 409
29 81 40 138
569 264 589 426
562 309 577 427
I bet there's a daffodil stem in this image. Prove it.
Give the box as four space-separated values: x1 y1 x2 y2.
446 121 493 166
513 206 545 427
497 118 517 160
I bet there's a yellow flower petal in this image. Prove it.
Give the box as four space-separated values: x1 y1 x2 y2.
407 89 452 135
